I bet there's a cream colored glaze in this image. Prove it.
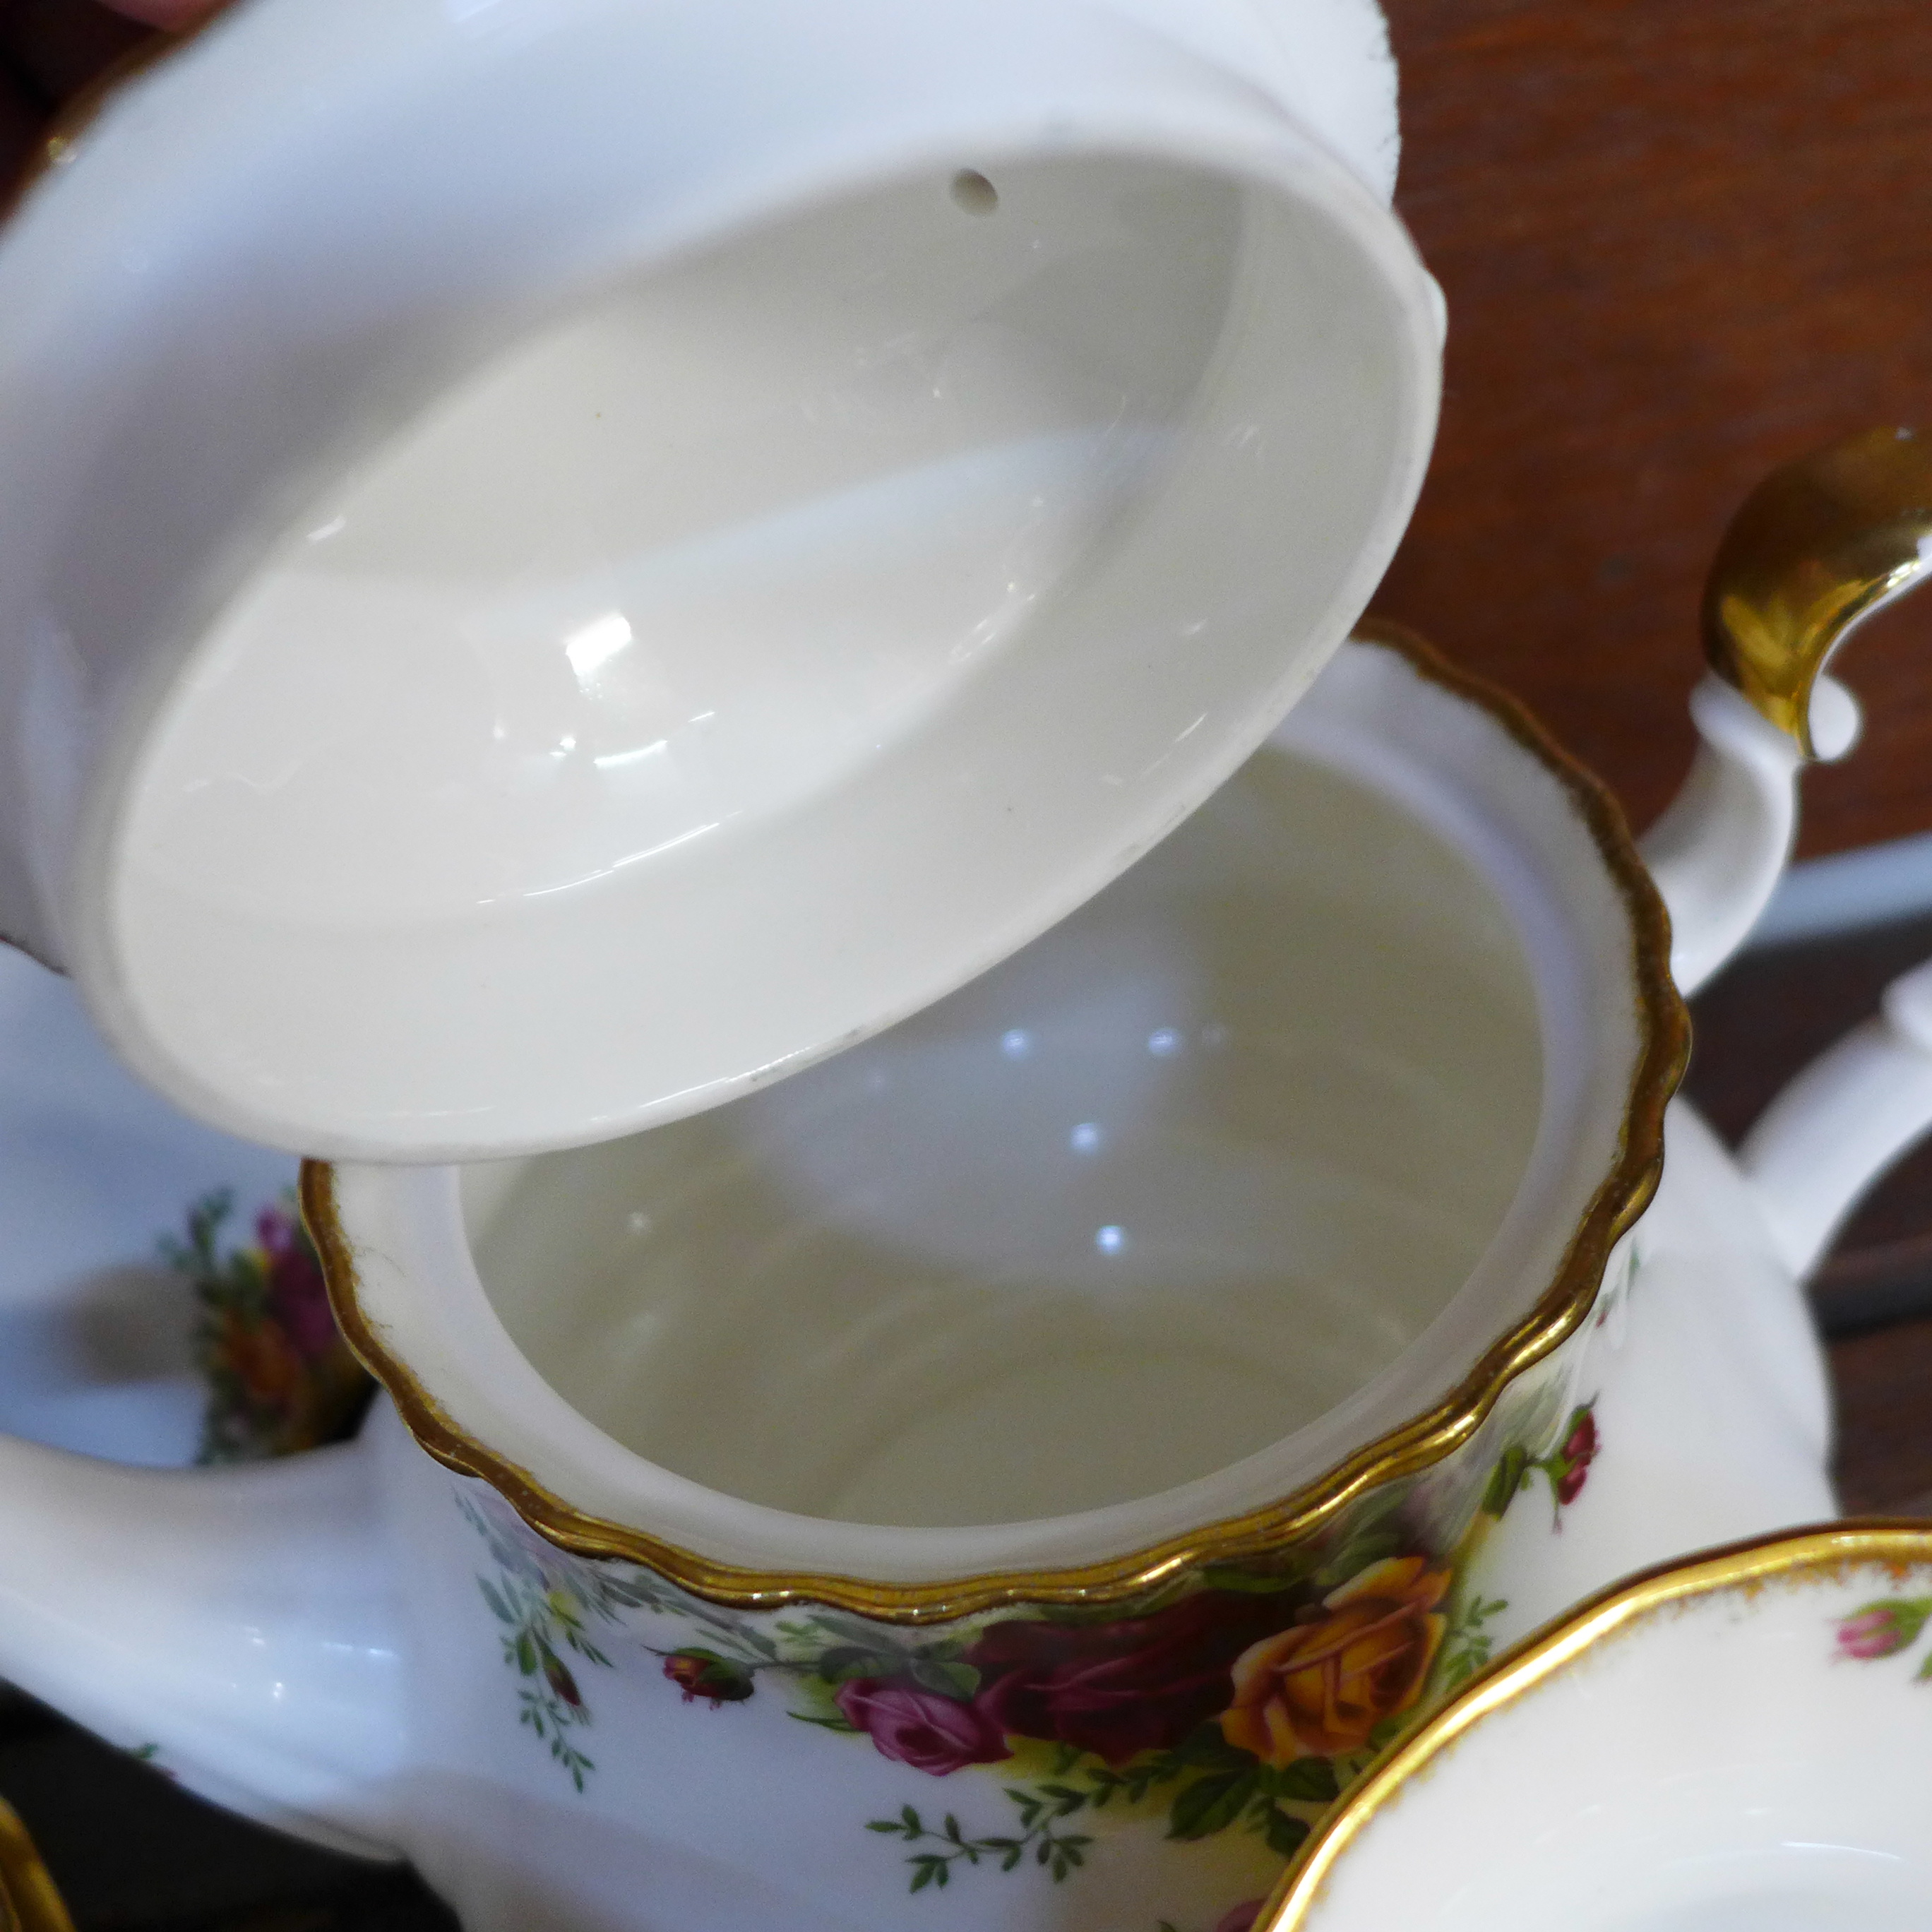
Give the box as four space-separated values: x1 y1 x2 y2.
101 139 1438 1157
125 157 1235 928
462 746 1541 1525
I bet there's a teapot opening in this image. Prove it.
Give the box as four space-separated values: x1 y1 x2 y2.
459 740 1543 1527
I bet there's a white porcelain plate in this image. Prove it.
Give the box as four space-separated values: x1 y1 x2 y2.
1267 1524 1932 1932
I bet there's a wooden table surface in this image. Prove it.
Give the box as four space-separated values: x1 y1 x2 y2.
1372 0 1932 856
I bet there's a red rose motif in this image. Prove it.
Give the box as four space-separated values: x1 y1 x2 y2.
834 1679 1010 1776
1554 1410 1599 1506
256 1207 338 1364
1214 1902 1266 1932
966 1592 1284 1766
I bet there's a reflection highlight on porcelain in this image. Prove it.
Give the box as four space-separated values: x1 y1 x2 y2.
462 749 1542 1526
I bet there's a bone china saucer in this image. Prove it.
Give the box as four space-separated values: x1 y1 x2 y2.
1263 1520 1932 1932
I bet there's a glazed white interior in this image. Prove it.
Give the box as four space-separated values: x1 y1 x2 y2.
462 744 1541 1525
328 637 1661 1577
102 141 1435 1159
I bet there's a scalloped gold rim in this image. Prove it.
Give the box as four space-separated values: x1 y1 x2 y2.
1260 1517 1932 1931
0 1796 74 1932
303 621 1688 1620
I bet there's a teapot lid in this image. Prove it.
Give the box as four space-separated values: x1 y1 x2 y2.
14 0 1441 1159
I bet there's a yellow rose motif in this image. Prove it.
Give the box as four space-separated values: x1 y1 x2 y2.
1220 1556 1451 1761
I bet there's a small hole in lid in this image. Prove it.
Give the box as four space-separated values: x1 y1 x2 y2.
949 169 999 215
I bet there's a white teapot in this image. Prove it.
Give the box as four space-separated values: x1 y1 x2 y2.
0 431 1922 1932
0 1 1922 1925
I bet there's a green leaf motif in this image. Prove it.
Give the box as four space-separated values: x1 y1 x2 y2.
909 1658 982 1699
1176 1726 1256 1770
1483 1443 1530 1518
1168 1767 1260 1842
1313 1525 1402 1592
1265 1807 1313 1858
1270 1755 1340 1804
815 1645 893 1685
1198 1563 1311 1597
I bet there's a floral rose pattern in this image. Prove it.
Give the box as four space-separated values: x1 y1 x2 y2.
1220 1557 1450 1761
461 1371 1603 1909
968 1592 1287 1765
835 1679 1010 1775
1835 1595 1932 1674
161 1189 374 1464
1481 1401 1598 1527
662 1649 756 1705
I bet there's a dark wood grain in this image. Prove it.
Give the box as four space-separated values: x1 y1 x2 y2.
1371 0 1932 854
1830 1318 1932 1515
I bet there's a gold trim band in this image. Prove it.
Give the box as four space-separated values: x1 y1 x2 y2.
1259 1517 1932 1930
304 623 1688 1618
1703 425 1932 756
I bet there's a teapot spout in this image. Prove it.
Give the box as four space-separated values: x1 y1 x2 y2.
1739 956 1932 1278
0 1424 406 1859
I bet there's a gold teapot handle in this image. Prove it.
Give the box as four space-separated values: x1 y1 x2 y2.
1703 424 1932 756
1642 426 1932 993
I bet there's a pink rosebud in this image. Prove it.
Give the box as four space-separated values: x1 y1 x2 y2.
833 1679 1008 1777
1562 1410 1599 1466
1554 1408 1599 1506
662 1650 755 1705
1837 1600 1931 1660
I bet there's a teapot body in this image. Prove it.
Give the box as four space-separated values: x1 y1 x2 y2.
0 515 1916 1929
354 1094 1827 1932
273 622 1834 1932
